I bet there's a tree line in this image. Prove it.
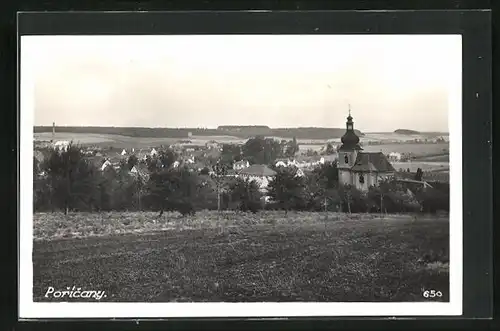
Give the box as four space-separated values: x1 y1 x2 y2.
33 143 449 216
34 126 362 140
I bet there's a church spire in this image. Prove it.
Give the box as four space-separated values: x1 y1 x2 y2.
339 106 362 151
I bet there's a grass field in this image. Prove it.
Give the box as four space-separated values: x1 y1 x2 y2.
34 132 247 148
33 211 449 303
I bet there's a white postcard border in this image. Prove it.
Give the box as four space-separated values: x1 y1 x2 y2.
19 34 463 318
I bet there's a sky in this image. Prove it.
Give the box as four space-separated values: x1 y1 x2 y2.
23 34 461 132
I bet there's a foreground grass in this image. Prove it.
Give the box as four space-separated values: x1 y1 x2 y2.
33 211 449 302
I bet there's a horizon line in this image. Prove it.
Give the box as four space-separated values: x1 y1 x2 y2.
33 125 449 133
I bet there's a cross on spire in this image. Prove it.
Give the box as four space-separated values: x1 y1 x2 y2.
348 104 351 116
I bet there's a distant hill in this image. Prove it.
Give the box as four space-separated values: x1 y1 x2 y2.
34 126 362 140
394 129 420 135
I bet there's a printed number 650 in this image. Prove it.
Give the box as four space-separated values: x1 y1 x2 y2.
423 290 443 298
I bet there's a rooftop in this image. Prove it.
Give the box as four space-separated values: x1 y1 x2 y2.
238 164 277 177
351 152 395 172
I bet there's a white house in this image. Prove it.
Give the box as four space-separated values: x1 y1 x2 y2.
295 156 325 169
388 152 402 162
205 140 220 150
121 149 127 156
53 140 70 151
100 160 112 171
275 158 299 168
150 148 158 157
233 160 250 170
238 164 277 193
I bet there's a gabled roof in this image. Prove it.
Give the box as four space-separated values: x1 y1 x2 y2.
351 152 395 172
238 164 277 177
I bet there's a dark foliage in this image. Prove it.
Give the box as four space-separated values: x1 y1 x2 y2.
228 178 262 213
34 147 449 215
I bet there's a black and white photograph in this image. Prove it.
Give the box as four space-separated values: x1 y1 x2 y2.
20 33 462 318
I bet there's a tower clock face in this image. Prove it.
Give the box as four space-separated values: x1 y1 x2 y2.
344 154 349 164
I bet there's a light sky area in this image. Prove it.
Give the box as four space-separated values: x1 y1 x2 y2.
23 34 460 132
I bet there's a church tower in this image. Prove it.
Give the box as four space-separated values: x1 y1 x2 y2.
337 107 362 186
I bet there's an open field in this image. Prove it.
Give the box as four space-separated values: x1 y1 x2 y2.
34 132 246 148
33 211 449 302
362 132 448 142
299 142 449 158
360 143 449 156
35 132 449 157
391 162 449 172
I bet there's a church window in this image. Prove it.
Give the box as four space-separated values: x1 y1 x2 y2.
359 174 365 184
344 154 349 164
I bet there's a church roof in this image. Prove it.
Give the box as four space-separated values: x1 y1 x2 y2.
351 152 395 173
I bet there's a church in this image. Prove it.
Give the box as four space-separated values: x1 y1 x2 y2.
337 110 395 191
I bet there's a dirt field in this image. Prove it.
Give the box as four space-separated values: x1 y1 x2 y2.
33 211 449 303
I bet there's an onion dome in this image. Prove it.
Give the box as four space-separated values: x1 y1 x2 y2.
339 110 362 151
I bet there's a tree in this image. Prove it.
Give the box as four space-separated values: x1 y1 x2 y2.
267 167 307 214
285 137 300 157
212 161 228 212
199 167 210 175
220 144 242 165
415 168 423 181
145 168 198 217
312 162 339 189
229 177 262 213
242 136 283 165
325 143 335 154
145 149 177 173
367 180 394 214
43 142 100 214
158 149 177 168
127 154 138 170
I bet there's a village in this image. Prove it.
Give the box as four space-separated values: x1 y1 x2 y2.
33 113 449 209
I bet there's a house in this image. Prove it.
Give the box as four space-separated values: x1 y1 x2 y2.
150 148 158 157
100 160 112 171
238 164 277 192
205 140 220 150
293 155 325 169
233 160 250 170
337 110 395 192
275 158 299 168
388 152 402 162
121 149 127 156
53 140 70 151
129 165 150 181
184 156 195 164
